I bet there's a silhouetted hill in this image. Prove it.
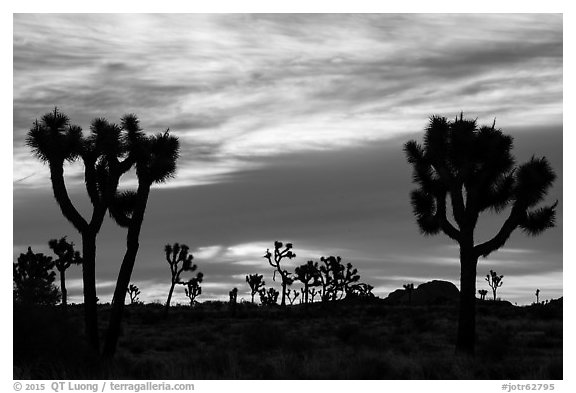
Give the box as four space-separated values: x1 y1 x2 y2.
383 280 459 305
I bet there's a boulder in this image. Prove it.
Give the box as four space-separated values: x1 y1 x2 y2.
383 279 459 305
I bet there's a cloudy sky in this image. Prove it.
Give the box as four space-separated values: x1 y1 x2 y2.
13 14 562 305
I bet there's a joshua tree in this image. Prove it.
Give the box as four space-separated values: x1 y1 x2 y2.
184 273 204 306
478 289 488 301
294 260 322 304
48 236 83 308
535 288 540 304
229 287 238 304
103 125 179 357
126 284 141 305
26 109 137 349
259 287 279 306
163 243 197 311
286 289 300 305
404 113 557 355
348 283 375 299
485 270 504 301
264 241 296 306
318 256 340 302
246 274 265 303
309 287 319 303
13 247 60 306
341 262 361 298
403 283 415 305
318 256 361 301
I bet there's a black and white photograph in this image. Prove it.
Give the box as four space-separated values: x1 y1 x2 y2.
11 10 564 381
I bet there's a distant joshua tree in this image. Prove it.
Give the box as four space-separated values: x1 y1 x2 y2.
229 287 238 304
403 283 415 305
264 241 296 306
259 287 279 306
13 247 60 306
48 236 82 308
294 261 322 304
404 113 557 355
318 256 361 302
348 283 375 299
478 289 488 301
486 270 504 301
163 243 197 311
309 287 319 303
286 289 300 305
183 273 204 306
126 284 141 305
246 274 265 303
535 288 540 304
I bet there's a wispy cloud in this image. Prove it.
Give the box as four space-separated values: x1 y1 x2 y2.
14 14 562 189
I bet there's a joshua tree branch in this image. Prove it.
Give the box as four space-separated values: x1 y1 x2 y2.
474 204 523 258
49 163 88 232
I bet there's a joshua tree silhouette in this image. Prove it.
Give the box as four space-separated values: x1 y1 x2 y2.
246 274 265 303
478 289 488 301
13 247 61 306
294 261 322 304
348 283 375 299
26 109 137 349
486 270 504 301
309 287 319 303
184 273 204 306
318 256 361 301
259 287 279 306
264 241 296 306
103 123 179 357
229 287 238 303
164 243 197 311
286 289 300 305
404 113 557 355
126 284 141 305
403 283 415 305
535 288 540 304
48 237 82 308
318 256 339 302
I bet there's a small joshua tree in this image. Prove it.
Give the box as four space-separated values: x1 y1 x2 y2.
259 287 279 306
126 284 141 305
309 287 319 303
164 243 196 311
294 260 322 304
13 247 61 306
229 287 238 303
183 272 204 306
264 241 296 306
318 256 361 301
478 289 488 301
403 283 415 305
486 270 504 301
246 274 265 303
48 236 82 308
286 289 300 305
348 283 375 299
535 288 540 304
341 262 361 298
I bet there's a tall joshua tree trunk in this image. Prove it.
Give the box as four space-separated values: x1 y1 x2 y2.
50 161 101 351
165 281 177 311
456 243 478 355
281 281 287 306
59 269 67 307
81 231 99 350
103 183 150 358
